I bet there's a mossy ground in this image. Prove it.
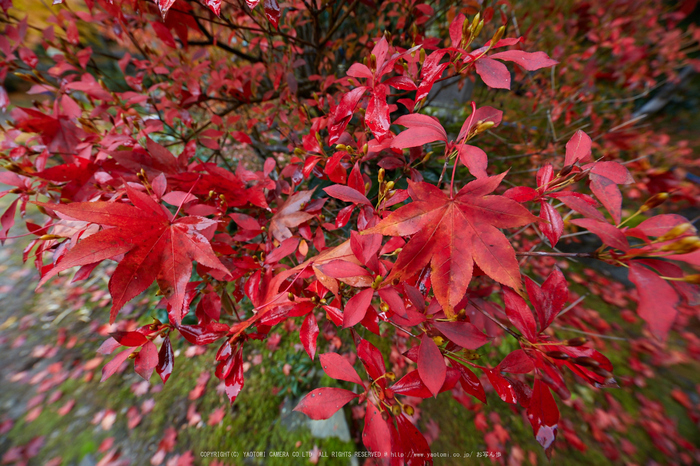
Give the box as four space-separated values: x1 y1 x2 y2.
1 200 698 466
3 258 699 465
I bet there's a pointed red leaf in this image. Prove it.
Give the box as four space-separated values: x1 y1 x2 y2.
485 369 518 404
504 288 538 341
156 336 174 383
343 288 373 328
415 50 448 102
329 87 367 144
224 348 245 404
319 260 370 279
265 237 300 264
456 364 486 403
101 349 131 382
300 313 319 360
589 161 634 185
499 349 535 374
528 379 559 454
570 218 629 251
362 403 395 458
456 144 488 179
391 368 459 398
628 262 679 341
458 106 503 141
134 341 158 381
110 331 147 347
396 414 431 461
636 214 688 238
357 339 386 381
417 334 446 397
37 228 133 288
390 114 447 149
364 176 536 316
589 173 623 224
324 185 372 206
475 57 511 89
433 321 491 350
564 130 592 166
263 0 280 27
490 50 558 70
294 388 358 420
539 201 564 247
525 267 568 331
319 353 363 385
366 84 391 141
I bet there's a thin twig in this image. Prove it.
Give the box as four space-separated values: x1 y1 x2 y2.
516 251 595 258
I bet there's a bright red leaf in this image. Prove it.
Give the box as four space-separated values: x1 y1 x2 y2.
294 388 358 420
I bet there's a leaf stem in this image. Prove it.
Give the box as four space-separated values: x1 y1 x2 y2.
515 251 595 258
3 223 56 240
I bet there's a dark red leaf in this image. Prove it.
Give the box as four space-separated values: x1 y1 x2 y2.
224 348 245 404
528 379 559 455
329 87 367 144
215 354 235 380
110 331 148 347
498 349 534 374
456 364 486 403
485 369 518 404
417 334 446 397
415 50 448 102
263 0 280 27
539 201 564 247
504 186 539 203
300 312 319 360
549 192 606 221
377 286 407 318
366 84 391 141
364 176 536 317
362 403 395 458
343 288 373 328
357 339 386 381
433 321 491 350
525 267 568 331
396 414 432 462
504 288 538 341
0 199 18 244
391 368 459 398
156 336 174 383
179 325 227 345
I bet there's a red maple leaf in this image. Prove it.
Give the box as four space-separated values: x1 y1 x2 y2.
364 173 536 317
36 185 229 324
